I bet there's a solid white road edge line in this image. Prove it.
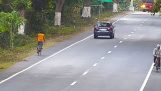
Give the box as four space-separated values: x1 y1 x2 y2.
0 13 129 85
139 63 154 91
0 35 93 85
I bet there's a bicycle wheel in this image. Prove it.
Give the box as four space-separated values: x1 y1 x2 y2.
37 45 42 56
155 58 159 71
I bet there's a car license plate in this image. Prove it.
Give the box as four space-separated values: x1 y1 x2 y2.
99 29 107 31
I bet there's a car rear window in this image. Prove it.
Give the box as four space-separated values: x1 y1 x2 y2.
97 22 111 27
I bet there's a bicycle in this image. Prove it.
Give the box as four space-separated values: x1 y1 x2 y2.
154 58 160 71
37 44 42 56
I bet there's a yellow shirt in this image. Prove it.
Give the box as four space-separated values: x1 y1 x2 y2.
37 33 45 42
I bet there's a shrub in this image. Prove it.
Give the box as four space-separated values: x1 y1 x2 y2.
13 34 34 47
0 32 10 48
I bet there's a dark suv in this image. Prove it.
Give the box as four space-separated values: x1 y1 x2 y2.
94 21 115 39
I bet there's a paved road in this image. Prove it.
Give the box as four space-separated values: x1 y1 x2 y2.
0 12 161 91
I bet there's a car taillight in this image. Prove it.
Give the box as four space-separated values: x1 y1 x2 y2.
95 26 99 30
107 28 111 30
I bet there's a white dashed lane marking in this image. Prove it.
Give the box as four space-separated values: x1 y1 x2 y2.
108 51 112 54
114 46 117 48
119 41 123 43
128 35 131 37
93 63 98 67
70 81 77 86
131 32 134 34
101 57 105 60
114 45 118 48
82 70 89 76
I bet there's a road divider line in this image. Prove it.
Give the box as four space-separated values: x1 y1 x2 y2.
70 81 77 86
131 32 134 34
101 57 105 60
119 41 123 43
128 35 131 37
112 14 129 24
82 70 90 76
0 35 93 85
114 45 118 48
108 51 112 54
93 63 98 67
139 63 154 91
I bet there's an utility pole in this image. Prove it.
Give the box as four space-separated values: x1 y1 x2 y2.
129 0 134 11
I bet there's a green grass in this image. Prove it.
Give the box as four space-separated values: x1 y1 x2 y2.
0 11 125 71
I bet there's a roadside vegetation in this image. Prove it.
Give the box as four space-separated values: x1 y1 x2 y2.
0 0 130 71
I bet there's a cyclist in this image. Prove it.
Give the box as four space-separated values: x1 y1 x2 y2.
36 32 45 53
153 44 161 68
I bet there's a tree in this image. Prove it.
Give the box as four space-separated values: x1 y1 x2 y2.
32 0 48 12
25 0 49 34
113 0 120 12
12 0 31 35
81 0 91 18
0 0 31 34
54 0 65 26
153 0 161 13
0 11 24 48
62 0 83 24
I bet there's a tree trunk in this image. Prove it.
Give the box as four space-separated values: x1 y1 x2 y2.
54 12 61 26
18 9 25 35
54 0 65 26
113 0 119 12
81 0 91 18
113 3 118 12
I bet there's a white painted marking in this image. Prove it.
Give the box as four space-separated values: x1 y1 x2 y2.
93 63 98 67
119 41 123 43
82 70 89 76
139 63 154 91
101 57 105 60
131 32 134 34
108 51 112 54
128 35 131 37
70 81 77 86
114 45 118 48
124 38 127 40
0 35 93 85
112 14 129 24
0 13 128 85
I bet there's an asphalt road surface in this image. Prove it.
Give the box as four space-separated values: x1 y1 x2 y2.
0 11 161 91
